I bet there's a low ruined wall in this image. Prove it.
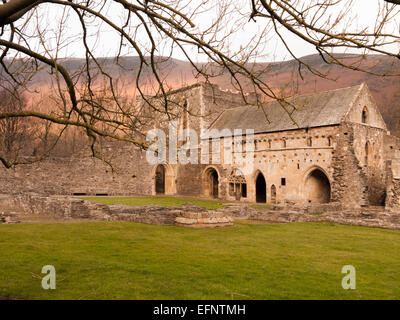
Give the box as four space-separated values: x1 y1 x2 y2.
0 193 232 227
2 193 400 230
1 193 180 225
216 203 400 230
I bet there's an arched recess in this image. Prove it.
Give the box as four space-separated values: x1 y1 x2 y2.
152 164 176 195
271 185 277 203
255 171 267 203
203 167 219 198
304 168 331 204
228 168 247 200
155 164 165 194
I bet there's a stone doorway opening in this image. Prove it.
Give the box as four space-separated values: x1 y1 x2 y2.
203 167 219 198
155 164 166 194
304 169 331 203
255 172 267 203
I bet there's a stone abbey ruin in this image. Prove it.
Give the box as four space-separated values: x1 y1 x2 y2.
3 81 400 227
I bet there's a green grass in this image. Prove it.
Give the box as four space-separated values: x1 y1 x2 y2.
0 221 399 299
310 212 324 216
79 196 225 210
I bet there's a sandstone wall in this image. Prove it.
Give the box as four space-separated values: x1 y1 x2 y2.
383 135 400 210
344 83 387 130
353 123 387 205
189 125 338 204
3 193 400 231
0 144 154 196
331 123 387 207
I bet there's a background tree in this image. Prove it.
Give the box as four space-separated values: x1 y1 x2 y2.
0 88 30 164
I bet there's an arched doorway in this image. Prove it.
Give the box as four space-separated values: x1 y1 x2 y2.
271 185 277 203
255 172 266 203
155 164 165 194
228 168 247 201
203 167 219 198
304 169 331 203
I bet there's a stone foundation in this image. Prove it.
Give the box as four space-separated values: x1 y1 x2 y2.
175 211 234 228
0 194 233 228
217 203 400 230
2 194 400 231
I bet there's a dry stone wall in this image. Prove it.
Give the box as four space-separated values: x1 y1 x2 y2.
0 193 233 227
3 193 400 230
217 203 400 230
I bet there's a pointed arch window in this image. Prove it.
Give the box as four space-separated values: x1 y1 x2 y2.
362 107 368 124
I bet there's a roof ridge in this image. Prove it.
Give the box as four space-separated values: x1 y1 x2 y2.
292 83 362 98
217 84 363 113
262 83 363 107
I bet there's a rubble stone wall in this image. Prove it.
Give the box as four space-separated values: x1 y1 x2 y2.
3 193 400 231
0 145 154 196
0 193 233 227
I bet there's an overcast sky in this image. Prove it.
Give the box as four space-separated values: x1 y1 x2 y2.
21 0 400 62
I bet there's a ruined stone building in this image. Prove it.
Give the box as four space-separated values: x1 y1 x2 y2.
2 81 400 209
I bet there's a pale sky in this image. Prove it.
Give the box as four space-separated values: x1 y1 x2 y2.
15 0 400 62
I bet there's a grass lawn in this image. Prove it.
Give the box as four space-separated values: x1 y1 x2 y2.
79 196 225 210
0 221 399 300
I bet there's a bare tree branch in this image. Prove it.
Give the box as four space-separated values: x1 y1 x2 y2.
0 0 398 167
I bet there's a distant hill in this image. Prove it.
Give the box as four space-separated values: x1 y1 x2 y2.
256 54 400 135
4 53 400 135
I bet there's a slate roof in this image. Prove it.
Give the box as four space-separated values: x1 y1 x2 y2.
208 84 364 136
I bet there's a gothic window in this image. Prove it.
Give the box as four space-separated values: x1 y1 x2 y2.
362 107 368 124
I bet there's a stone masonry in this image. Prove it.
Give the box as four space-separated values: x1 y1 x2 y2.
0 81 399 218
3 193 400 231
